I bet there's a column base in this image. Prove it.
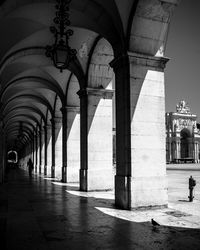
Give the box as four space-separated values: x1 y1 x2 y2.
51 165 55 178
115 175 168 209
80 168 114 191
44 165 47 176
80 169 87 191
62 166 67 183
115 175 131 209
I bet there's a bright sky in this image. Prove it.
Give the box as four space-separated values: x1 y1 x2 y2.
165 0 200 121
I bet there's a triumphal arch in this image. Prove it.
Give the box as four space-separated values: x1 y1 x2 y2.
166 100 200 163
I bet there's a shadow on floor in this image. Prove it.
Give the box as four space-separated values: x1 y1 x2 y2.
0 168 200 250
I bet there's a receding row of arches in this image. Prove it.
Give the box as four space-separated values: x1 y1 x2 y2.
0 0 180 210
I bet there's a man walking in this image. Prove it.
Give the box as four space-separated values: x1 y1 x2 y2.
27 158 33 177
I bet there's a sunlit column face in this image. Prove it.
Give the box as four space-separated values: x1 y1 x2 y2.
130 69 165 176
55 124 62 179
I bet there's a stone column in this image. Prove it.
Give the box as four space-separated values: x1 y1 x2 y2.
110 55 131 209
194 142 197 162
78 89 88 190
168 130 172 162
166 132 172 163
54 116 62 180
168 138 172 162
78 87 114 191
38 127 42 174
110 53 168 209
40 126 45 174
193 141 199 163
193 141 195 160
176 140 180 159
67 107 80 183
60 106 81 183
33 131 36 172
50 118 55 178
31 133 35 167
196 142 199 163
172 141 177 161
33 131 35 171
43 125 48 175
61 107 67 183
178 141 180 159
34 130 38 173
46 125 52 176
171 142 174 161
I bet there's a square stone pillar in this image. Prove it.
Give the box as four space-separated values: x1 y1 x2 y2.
54 117 62 180
196 142 199 162
176 140 180 159
31 133 35 167
46 125 52 176
111 53 168 209
43 124 51 176
35 128 40 173
33 131 37 172
61 107 67 183
38 127 42 174
50 118 55 178
66 107 80 183
78 88 114 191
40 126 45 174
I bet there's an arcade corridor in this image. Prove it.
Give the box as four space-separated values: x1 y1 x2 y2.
1 168 200 250
1 1 200 248
0 0 179 211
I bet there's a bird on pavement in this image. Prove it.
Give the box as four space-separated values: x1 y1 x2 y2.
151 218 160 226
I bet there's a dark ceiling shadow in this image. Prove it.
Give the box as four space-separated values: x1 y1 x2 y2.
0 0 6 7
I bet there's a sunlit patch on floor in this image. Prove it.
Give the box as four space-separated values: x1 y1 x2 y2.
66 190 114 200
95 207 200 229
64 183 79 187
43 178 59 181
52 182 70 186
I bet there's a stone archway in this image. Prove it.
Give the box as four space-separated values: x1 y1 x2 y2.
0 0 180 209
180 128 192 159
7 150 18 163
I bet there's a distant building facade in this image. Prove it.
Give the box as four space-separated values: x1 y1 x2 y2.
166 100 200 163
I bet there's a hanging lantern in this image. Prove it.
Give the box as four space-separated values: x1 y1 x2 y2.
46 0 76 72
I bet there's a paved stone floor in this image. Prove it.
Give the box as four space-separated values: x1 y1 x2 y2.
0 167 200 250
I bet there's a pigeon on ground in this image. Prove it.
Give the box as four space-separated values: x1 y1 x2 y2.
151 218 160 226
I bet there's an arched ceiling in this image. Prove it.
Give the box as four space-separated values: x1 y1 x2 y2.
0 0 175 152
0 0 122 151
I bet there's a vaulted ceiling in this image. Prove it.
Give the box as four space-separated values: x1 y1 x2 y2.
0 0 177 152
